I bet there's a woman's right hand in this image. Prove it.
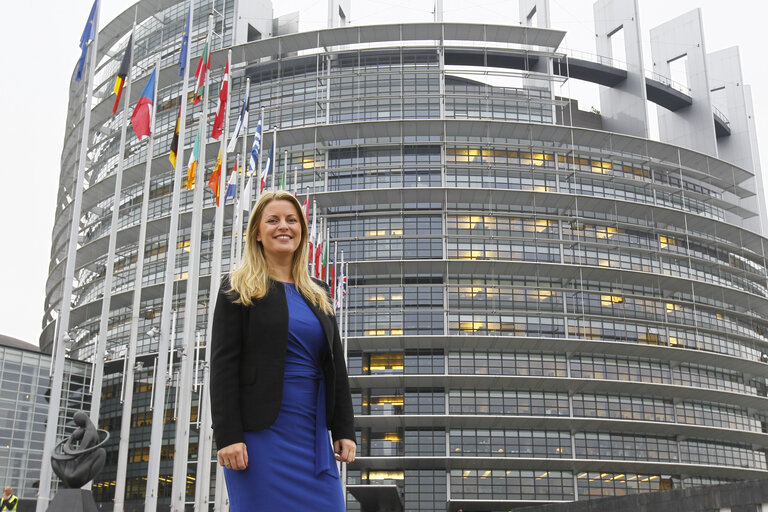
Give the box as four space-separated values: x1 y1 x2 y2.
217 442 248 470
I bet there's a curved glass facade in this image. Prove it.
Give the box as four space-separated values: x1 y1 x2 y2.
48 0 768 510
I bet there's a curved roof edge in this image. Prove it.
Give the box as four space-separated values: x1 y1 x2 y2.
0 334 40 352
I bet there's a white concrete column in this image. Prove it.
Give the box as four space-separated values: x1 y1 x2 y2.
594 0 649 138
650 9 717 156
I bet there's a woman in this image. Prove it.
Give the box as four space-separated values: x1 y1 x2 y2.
210 190 356 510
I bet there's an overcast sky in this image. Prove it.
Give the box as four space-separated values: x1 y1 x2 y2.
1 0 764 346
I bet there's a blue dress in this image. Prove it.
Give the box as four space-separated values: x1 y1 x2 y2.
224 283 345 511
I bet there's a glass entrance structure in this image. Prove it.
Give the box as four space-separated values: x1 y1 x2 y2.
48 0 768 510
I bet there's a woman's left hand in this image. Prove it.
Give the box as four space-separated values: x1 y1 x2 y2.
333 438 356 463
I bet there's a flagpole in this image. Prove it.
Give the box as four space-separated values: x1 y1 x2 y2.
113 57 161 512
234 78 250 268
145 1 194 509
171 13 214 512
88 6 137 480
257 108 265 196
339 254 348 501
293 156 298 196
37 1 101 510
270 128 277 191
311 200 317 276
197 46 232 512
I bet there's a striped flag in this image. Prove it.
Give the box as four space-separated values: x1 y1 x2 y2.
227 90 250 153
169 106 181 167
193 38 211 105
111 34 132 114
248 116 263 174
211 56 229 139
186 131 200 189
258 148 273 195
224 157 238 204
130 70 156 140
208 149 223 205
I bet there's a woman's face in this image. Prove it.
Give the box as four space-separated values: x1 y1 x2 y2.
255 199 302 260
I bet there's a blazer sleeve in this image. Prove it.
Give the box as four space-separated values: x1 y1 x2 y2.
315 279 356 443
330 315 356 443
209 278 246 449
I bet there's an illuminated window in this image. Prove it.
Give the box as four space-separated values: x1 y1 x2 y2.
601 295 623 307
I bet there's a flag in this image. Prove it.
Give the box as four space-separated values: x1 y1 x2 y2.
187 131 200 189
224 157 238 204
112 34 132 115
178 5 191 78
240 174 253 211
193 38 211 105
336 260 347 311
226 89 250 153
131 69 156 140
209 149 223 205
302 191 310 223
169 106 181 167
321 239 328 280
314 224 324 278
76 0 98 82
330 255 336 299
308 203 316 267
258 148 273 194
248 116 263 174
211 57 229 139
280 159 286 190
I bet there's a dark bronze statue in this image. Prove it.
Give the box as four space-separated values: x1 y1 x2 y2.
50 411 109 489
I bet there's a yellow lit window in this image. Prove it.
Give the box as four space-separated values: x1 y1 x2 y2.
302 157 315 169
372 396 404 406
367 353 404 372
390 294 403 301
665 302 681 313
368 471 405 481
459 321 484 332
366 230 386 236
177 240 191 252
459 287 483 297
364 330 386 336
390 329 403 335
390 229 403 235
382 433 402 442
535 219 551 232
601 295 623 306
366 295 386 301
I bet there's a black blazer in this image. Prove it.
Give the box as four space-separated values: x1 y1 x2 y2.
210 277 355 450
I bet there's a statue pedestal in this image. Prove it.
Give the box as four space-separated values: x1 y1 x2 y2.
46 489 98 512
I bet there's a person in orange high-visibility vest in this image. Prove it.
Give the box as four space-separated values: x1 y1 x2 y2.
0 487 18 512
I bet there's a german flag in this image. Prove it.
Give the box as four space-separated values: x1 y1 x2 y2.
112 34 133 115
169 106 181 167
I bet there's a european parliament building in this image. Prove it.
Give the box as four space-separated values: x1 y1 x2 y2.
45 0 768 510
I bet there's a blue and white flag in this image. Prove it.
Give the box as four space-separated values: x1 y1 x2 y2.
248 115 263 174
226 90 250 153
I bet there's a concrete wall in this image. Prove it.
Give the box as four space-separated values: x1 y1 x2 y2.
593 0 649 137
650 9 717 156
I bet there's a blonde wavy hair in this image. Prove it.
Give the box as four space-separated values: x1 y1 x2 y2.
228 190 333 314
